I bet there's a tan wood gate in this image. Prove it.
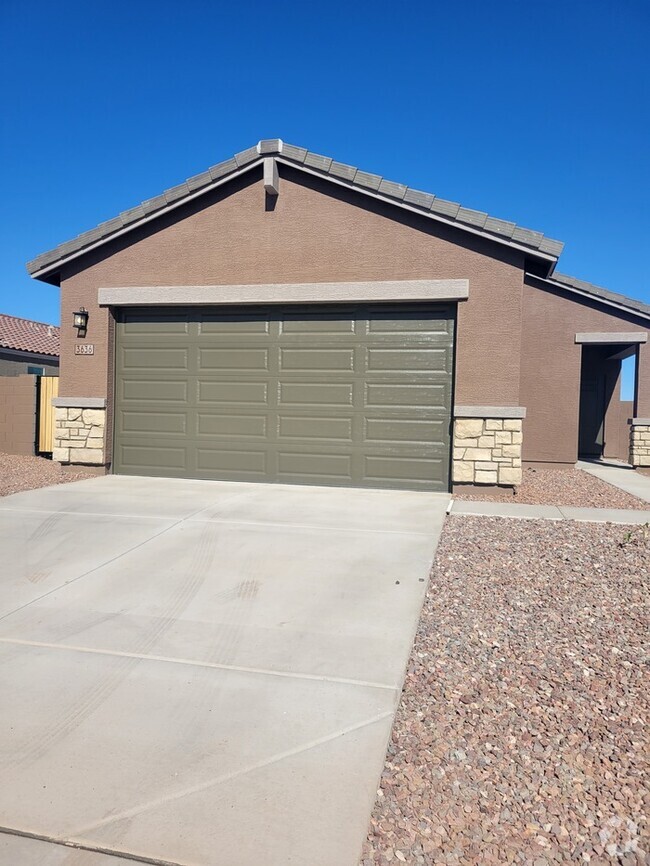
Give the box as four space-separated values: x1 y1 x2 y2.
37 375 59 453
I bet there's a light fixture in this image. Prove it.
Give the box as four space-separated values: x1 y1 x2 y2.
73 307 89 335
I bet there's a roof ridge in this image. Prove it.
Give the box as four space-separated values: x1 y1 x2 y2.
26 139 564 277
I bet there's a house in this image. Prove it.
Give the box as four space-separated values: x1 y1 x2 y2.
0 313 60 376
25 139 650 488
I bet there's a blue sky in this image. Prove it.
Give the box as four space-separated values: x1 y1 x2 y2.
1 0 648 396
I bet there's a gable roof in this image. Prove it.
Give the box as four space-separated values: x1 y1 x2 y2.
26 139 565 281
0 313 60 356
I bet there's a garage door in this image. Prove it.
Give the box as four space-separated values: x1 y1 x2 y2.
113 305 454 491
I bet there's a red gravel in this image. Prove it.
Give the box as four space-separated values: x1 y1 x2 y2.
455 466 648 510
362 516 649 865
0 452 96 497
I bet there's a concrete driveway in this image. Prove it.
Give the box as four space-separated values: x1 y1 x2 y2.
0 476 448 866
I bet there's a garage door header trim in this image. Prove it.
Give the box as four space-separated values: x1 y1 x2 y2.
99 279 469 307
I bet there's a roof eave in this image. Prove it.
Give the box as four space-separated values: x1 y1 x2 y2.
528 273 650 323
27 157 267 283
27 139 563 282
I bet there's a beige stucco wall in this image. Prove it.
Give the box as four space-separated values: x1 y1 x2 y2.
58 165 526 407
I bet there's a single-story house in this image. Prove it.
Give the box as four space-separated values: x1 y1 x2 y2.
0 313 60 376
26 139 650 490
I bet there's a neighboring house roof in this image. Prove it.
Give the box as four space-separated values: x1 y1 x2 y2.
26 139 564 281
0 313 60 356
538 272 650 322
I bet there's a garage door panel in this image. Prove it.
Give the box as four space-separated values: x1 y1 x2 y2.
277 451 352 480
122 315 190 335
121 411 188 434
199 317 270 335
196 448 268 474
367 316 453 336
119 444 188 471
365 383 449 409
278 382 355 407
280 348 355 372
278 416 354 441
115 305 454 490
122 380 189 402
199 348 270 371
198 414 268 438
122 347 189 371
365 347 449 372
364 455 445 483
280 317 357 335
198 381 268 405
364 418 446 444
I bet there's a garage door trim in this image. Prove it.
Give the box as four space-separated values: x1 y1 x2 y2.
99 279 469 307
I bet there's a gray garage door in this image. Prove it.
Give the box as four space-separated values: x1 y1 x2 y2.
113 305 454 491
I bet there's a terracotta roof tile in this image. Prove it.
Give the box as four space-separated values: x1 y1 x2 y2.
0 314 60 356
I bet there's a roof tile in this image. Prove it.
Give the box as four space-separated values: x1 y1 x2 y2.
378 179 407 200
0 313 60 356
430 198 461 218
208 157 237 180
304 152 333 172
403 188 435 209
329 161 357 181
234 146 259 167
281 143 307 162
257 139 283 154
354 170 382 191
186 169 213 192
164 183 191 205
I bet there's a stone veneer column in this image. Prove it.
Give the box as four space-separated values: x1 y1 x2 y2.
453 410 525 487
53 407 107 466
629 419 650 468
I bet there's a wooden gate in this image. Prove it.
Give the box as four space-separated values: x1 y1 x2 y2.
37 376 59 453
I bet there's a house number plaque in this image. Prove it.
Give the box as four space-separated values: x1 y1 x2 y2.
74 344 95 355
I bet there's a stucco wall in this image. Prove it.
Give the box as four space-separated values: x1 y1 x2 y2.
58 165 526 405
521 277 648 464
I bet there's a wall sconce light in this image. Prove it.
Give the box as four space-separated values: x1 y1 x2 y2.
73 307 89 336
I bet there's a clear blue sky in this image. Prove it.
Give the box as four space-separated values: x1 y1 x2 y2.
1 0 648 397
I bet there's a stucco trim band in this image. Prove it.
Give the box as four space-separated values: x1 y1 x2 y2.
52 397 107 409
575 332 648 344
631 418 650 425
98 280 470 307
454 405 526 419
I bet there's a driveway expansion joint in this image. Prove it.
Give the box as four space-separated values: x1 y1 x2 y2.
0 637 399 692
0 827 188 866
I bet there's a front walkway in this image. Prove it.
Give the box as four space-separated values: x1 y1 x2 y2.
0 476 449 866
577 458 650 503
449 498 650 523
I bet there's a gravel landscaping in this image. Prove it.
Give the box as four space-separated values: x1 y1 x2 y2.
455 466 648 510
361 516 649 865
0 452 95 497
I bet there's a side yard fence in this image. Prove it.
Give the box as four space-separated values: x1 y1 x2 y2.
0 374 59 456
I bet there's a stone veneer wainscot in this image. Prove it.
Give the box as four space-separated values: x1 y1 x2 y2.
53 407 106 465
453 416 523 486
630 420 650 468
